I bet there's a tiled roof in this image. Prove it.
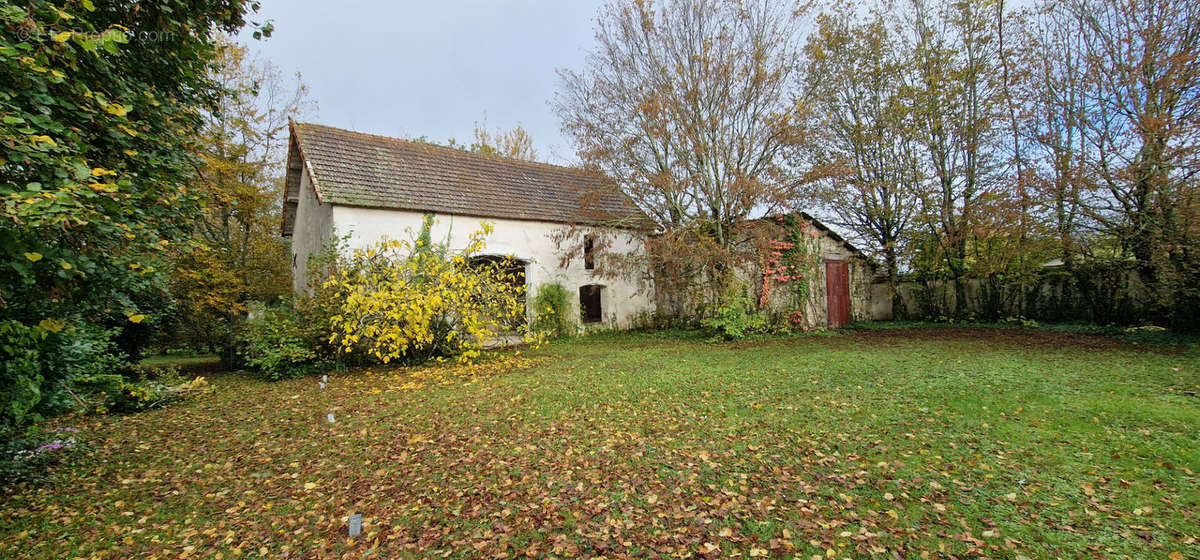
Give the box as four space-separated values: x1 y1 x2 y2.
282 121 646 235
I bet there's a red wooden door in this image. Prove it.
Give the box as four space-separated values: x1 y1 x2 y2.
825 259 850 328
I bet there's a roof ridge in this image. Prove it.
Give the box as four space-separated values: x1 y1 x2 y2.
292 121 601 179
285 119 651 230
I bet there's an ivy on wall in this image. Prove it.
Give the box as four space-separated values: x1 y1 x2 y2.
759 215 820 325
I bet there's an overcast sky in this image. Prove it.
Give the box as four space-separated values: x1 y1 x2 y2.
237 0 607 165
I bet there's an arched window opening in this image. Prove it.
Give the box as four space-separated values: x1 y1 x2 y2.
470 255 528 328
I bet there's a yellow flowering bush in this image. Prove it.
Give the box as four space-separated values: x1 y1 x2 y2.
323 219 529 364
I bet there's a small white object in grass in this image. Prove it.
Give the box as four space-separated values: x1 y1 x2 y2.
326 413 336 424
348 513 362 537
322 375 328 383
319 382 325 389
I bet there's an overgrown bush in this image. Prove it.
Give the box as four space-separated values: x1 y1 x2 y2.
237 305 327 381
322 217 530 365
71 369 208 413
531 282 575 338
1 321 127 436
3 317 213 441
701 291 767 341
1 320 49 435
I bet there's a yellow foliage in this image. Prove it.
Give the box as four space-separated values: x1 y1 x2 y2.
102 102 128 117
29 135 57 148
37 318 66 332
323 223 532 364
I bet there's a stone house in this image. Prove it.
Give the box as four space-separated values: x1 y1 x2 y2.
282 121 654 329
282 121 876 330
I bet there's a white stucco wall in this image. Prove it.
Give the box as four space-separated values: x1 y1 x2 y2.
290 170 333 294
300 206 654 329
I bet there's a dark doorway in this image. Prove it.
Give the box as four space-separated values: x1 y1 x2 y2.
470 256 528 327
825 260 850 328
579 284 603 323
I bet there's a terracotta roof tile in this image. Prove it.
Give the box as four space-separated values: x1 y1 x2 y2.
287 121 646 228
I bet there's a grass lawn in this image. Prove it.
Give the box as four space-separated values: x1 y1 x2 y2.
2 327 1197 559
138 354 223 371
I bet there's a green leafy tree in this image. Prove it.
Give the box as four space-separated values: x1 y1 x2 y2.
0 0 267 432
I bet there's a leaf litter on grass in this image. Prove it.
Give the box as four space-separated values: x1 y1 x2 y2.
0 331 1196 559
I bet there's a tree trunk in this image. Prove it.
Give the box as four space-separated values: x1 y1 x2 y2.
884 242 900 319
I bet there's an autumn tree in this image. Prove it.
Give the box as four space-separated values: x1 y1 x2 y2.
798 3 921 309
471 120 537 161
169 40 311 360
555 0 808 311
1063 0 1200 325
898 0 1016 315
1004 3 1094 269
997 0 1200 325
788 0 1196 325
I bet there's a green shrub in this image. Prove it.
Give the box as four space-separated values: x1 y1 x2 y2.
1 321 128 436
237 306 325 381
0 321 46 435
71 368 209 414
531 282 575 338
701 292 767 341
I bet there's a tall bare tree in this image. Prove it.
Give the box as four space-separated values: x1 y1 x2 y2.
901 0 1006 315
555 0 808 309
1065 0 1200 322
1007 2 1095 268
798 3 921 308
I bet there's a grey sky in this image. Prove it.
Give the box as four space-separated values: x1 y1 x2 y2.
238 0 607 165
